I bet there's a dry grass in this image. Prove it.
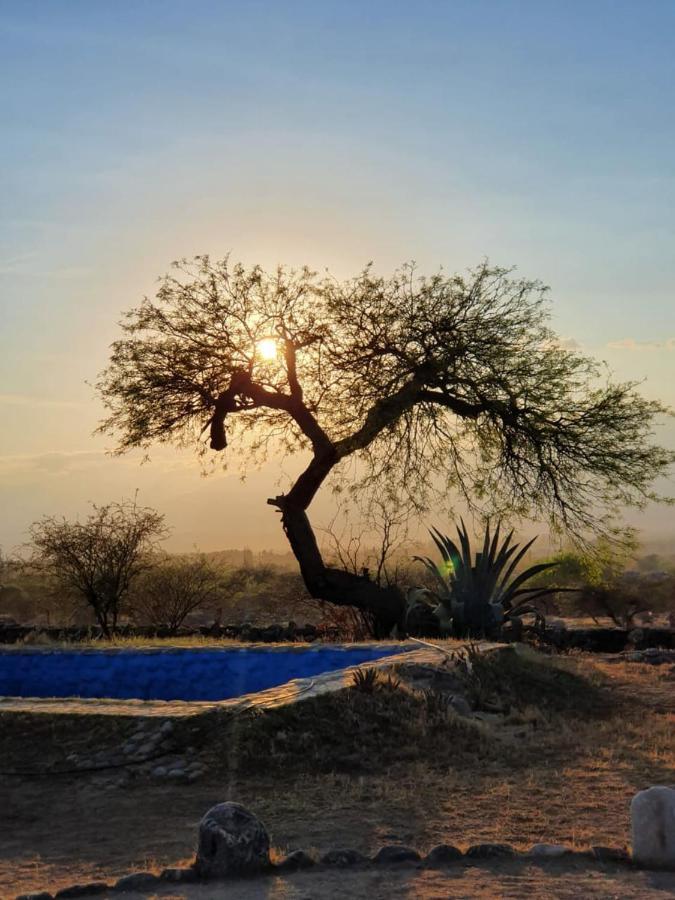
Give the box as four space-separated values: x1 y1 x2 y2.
1 651 673 897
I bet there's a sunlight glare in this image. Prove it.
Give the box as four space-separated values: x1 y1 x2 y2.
256 337 278 362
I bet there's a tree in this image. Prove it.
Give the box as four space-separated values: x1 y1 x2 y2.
129 554 224 633
96 257 673 631
29 500 167 636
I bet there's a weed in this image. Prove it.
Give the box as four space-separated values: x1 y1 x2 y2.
352 667 379 693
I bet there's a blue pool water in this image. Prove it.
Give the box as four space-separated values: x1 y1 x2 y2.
0 645 408 702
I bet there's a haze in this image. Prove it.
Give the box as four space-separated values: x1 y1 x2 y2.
1 1 674 553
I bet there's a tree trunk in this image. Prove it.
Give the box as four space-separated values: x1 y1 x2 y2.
269 495 405 635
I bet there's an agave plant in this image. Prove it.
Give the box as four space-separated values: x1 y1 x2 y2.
414 520 560 636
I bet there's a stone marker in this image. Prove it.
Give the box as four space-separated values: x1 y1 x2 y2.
320 848 370 866
631 786 675 870
274 849 316 871
425 844 463 865
194 802 270 878
54 885 108 899
465 843 517 859
113 872 160 891
373 845 421 864
159 866 197 883
527 844 570 858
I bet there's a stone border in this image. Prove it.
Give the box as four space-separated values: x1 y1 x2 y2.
18 840 663 899
0 642 437 718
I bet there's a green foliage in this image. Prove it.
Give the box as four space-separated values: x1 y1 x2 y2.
97 257 673 550
414 521 559 636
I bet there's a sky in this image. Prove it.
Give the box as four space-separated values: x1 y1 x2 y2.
1 0 674 554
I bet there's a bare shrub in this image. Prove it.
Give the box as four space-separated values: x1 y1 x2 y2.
129 554 224 633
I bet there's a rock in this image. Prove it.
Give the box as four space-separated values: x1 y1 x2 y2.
262 624 284 642
159 721 174 736
320 848 370 866
527 843 571 858
465 843 517 859
449 696 473 717
274 850 316 871
136 742 156 757
152 765 167 778
194 802 270 878
373 845 421 865
113 872 160 891
591 846 630 863
15 893 53 900
425 844 463 866
159 866 198 883
187 769 205 783
54 885 109 898
167 767 188 781
631 786 675 869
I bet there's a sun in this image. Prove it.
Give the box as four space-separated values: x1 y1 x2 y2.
256 337 278 361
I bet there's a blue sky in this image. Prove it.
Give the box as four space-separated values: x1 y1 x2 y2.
1 1 674 551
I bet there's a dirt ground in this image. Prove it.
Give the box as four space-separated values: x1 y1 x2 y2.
1 653 674 899
74 862 675 900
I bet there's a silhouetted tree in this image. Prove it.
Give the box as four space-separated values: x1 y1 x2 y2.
29 500 166 636
96 257 673 631
129 554 223 633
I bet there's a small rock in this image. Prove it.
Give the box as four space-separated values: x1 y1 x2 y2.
151 765 167 778
167 767 188 782
195 802 271 878
449 696 473 717
160 721 174 736
135 743 156 757
113 872 160 891
631 786 675 870
373 845 421 865
159 866 197 883
15 893 53 900
274 850 316 871
527 843 571 858
591 846 630 863
425 844 463 866
320 848 370 866
54 884 109 898
465 843 517 860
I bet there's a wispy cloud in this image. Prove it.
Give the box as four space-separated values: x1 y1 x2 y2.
0 451 107 478
0 448 196 484
606 338 675 351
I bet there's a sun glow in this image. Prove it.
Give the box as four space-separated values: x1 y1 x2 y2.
256 337 278 361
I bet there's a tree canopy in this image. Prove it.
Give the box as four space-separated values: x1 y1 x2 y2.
96 256 673 628
29 500 166 635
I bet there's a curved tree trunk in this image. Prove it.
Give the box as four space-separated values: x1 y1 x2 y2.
210 370 412 634
268 450 405 635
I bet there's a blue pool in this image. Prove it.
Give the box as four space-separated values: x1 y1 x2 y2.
0 645 408 702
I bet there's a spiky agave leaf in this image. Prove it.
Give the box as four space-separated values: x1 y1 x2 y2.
413 521 563 637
